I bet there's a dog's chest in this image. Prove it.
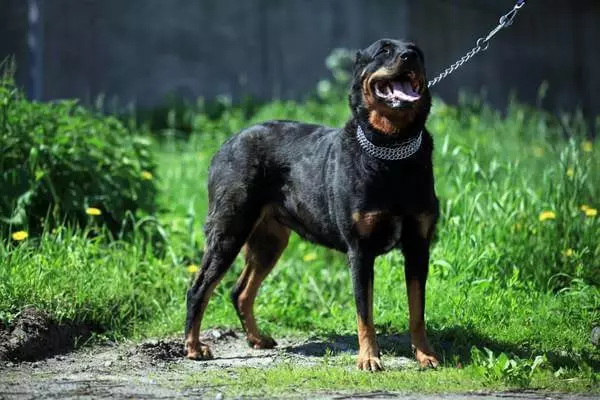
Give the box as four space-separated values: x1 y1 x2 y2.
351 210 403 252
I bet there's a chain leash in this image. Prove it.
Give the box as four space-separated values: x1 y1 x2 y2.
428 0 526 88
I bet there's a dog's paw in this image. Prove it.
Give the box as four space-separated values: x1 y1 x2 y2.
356 355 384 372
248 334 277 349
185 341 213 360
414 348 439 369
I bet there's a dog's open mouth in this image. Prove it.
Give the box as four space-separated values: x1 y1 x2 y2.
373 72 421 105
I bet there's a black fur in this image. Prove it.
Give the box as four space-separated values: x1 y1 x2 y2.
185 39 439 366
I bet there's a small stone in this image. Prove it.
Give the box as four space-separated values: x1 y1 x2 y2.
215 393 224 400
592 326 600 347
104 360 113 367
211 330 222 340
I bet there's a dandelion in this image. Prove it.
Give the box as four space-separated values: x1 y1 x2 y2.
538 211 556 222
303 252 317 262
11 231 28 241
584 208 598 217
582 141 593 153
141 171 153 180
566 167 574 178
580 204 590 212
562 248 574 257
187 264 199 274
533 146 544 157
86 207 102 216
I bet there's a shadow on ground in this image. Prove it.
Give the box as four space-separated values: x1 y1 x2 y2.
285 326 600 371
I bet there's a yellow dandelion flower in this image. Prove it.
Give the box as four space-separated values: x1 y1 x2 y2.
141 171 153 180
11 231 29 241
580 204 590 212
187 264 199 274
303 252 317 262
538 211 556 222
86 207 102 216
584 208 598 217
562 248 574 257
582 141 593 153
566 167 574 178
533 146 544 157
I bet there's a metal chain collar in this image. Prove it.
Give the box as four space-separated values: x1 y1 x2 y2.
356 125 423 161
428 0 526 88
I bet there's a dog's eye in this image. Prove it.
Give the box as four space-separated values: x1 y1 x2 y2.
376 46 391 57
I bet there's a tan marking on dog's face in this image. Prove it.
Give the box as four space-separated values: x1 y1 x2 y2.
361 67 421 135
367 109 415 135
352 211 388 237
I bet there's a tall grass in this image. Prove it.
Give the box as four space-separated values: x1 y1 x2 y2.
1 94 598 380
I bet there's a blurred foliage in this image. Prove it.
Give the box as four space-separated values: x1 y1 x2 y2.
0 69 157 236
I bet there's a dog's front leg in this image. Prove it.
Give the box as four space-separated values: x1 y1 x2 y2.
401 217 440 368
349 250 382 371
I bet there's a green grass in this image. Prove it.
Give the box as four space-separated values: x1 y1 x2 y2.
1 95 599 394
184 361 596 397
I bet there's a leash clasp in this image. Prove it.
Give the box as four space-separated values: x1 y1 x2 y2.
428 0 526 88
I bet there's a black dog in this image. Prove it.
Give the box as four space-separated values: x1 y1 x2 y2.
185 39 439 371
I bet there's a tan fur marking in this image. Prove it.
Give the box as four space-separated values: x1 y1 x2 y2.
236 267 266 346
416 213 435 240
352 211 387 237
407 279 439 368
368 110 402 135
361 65 422 136
185 277 222 359
236 211 290 348
356 284 382 371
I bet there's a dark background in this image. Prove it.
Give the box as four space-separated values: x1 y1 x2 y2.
1 0 599 120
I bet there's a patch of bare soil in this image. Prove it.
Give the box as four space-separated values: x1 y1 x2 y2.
0 327 595 399
0 307 96 362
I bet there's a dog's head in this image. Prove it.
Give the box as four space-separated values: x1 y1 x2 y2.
349 39 431 136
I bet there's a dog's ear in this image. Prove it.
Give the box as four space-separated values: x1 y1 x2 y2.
411 45 425 64
353 50 369 77
354 50 368 65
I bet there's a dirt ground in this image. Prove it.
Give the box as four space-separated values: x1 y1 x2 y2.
0 309 596 399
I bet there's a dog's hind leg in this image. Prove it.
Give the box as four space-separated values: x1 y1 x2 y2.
231 210 290 349
184 207 260 360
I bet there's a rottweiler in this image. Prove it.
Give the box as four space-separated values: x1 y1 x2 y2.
184 38 439 371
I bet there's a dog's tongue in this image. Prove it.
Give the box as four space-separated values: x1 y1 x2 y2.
391 80 420 102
